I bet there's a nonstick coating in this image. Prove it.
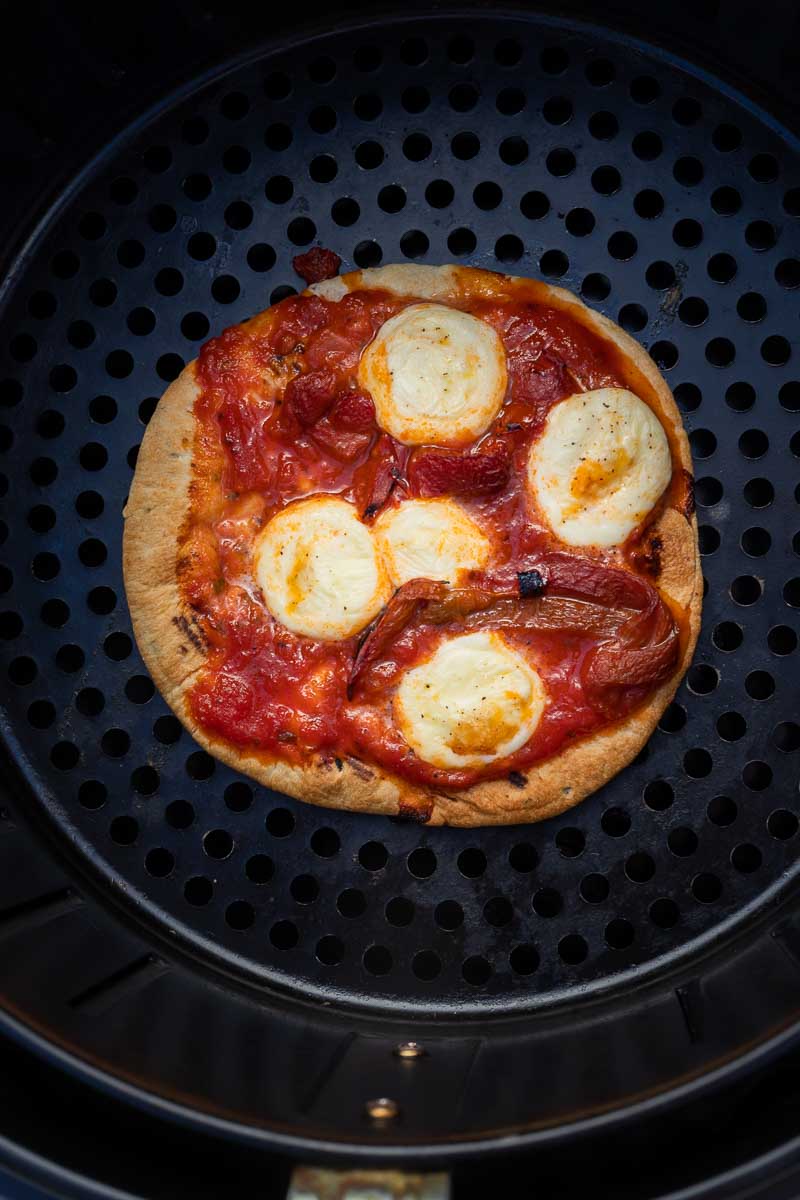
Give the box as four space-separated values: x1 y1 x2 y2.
0 13 798 1026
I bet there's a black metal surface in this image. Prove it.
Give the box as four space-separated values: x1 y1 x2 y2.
0 3 799 1161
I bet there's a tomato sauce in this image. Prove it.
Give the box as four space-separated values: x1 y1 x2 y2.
183 281 683 793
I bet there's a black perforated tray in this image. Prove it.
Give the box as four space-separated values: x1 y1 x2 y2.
0 7 799 1160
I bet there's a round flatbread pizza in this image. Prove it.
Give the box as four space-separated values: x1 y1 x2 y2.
123 261 701 827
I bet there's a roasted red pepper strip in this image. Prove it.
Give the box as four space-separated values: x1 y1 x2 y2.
284 368 337 427
349 579 449 696
349 565 679 708
352 433 404 519
407 435 512 498
292 246 342 285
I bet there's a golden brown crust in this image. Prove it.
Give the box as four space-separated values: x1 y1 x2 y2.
123 264 701 827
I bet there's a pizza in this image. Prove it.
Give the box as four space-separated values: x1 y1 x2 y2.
123 261 701 827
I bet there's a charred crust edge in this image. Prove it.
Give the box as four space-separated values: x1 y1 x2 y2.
676 469 695 519
171 613 209 656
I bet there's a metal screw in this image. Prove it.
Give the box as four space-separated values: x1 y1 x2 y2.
394 1041 426 1060
365 1097 400 1121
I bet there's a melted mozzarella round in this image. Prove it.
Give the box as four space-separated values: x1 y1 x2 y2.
358 303 507 446
394 631 546 769
527 388 672 547
374 498 491 587
254 495 391 640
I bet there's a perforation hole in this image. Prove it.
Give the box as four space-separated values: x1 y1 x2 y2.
708 253 737 283
78 781 106 810
743 761 772 790
605 919 635 950
635 191 665 225
331 198 360 227
768 811 799 840
713 622 743 651
292 873 321 902
580 874 610 904
543 96 572 125
684 748 713 778
264 123 293 151
555 828 585 858
761 335 791 366
698 526 719 556
495 235 523 263
310 827 339 858
316 936 343 966
385 897 414 927
674 157 703 186
484 897 513 927
749 153 778 182
744 478 774 508
495 87 525 116
110 817 138 846
153 716 180 743
708 796 737 827
76 687 104 716
364 945 392 975
145 848 174 878
732 844 762 873
499 136 527 166
540 250 568 278
509 945 539 975
601 807 631 837
266 808 294 837
225 782 252 812
246 855 274 883
448 228 476 257
354 241 382 268
247 244 276 273
166 801 194 830
407 847 436 879
398 87 429 119
379 185 406 213
305 55 335 84
646 261 675 289
559 935 588 965
400 230 429 259
786 579 800 607
309 155 337 184
625 852 655 883
509 842 537 872
458 847 486 878
692 873 722 903
768 626 797 655
154 268 182 296
650 341 678 370
711 186 741 216
359 841 388 871
746 670 775 700
270 921 298 950
776 259 800 289
458 953 492 986
204 829 233 860
773 722 800 752
659 702 687 731
619 304 647 333
673 219 702 248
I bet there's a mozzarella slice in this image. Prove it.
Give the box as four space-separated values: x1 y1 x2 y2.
394 631 546 769
254 495 391 640
527 388 672 548
358 302 507 446
374 498 491 587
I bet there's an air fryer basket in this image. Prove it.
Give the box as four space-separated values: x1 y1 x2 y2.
1 3 799 1179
